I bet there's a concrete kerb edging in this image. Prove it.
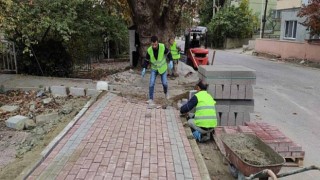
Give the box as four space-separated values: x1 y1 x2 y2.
181 117 211 180
21 91 103 180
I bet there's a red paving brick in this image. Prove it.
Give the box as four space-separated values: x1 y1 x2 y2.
27 93 201 179
214 122 305 164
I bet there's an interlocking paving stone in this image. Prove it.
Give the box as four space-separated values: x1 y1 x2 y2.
28 93 200 179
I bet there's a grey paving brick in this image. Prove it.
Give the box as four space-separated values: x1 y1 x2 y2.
229 100 254 112
215 85 223 99
176 173 185 180
184 169 193 179
219 112 229 126
174 164 183 174
181 160 190 168
50 86 68 97
228 112 236 126
238 85 246 99
215 100 230 112
69 87 85 96
222 84 231 99
230 85 238 99
6 115 29 130
235 112 244 125
245 85 254 99
244 112 251 122
232 78 256 85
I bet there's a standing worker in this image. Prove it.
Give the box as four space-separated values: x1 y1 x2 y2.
169 37 181 78
141 35 173 108
180 80 217 142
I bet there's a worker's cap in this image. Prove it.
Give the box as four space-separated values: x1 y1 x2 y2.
196 79 208 90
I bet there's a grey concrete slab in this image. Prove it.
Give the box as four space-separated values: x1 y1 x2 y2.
215 85 223 99
222 85 231 99
230 85 238 99
215 100 230 112
235 112 244 125
228 112 236 126
245 85 254 100
238 85 246 99
6 115 29 130
229 100 254 113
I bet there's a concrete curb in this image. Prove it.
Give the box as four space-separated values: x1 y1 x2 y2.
21 91 102 180
180 116 211 180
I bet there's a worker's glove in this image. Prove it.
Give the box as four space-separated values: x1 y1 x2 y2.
169 61 173 70
141 68 146 78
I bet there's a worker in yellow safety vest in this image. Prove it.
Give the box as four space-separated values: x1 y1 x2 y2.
180 80 217 142
169 38 181 78
141 36 173 108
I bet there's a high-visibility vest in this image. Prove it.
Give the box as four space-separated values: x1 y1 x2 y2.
194 91 217 128
170 41 180 60
147 43 168 74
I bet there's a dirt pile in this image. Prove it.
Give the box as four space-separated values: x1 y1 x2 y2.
222 134 276 166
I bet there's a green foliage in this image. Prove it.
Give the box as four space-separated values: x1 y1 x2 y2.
198 0 213 26
298 0 320 37
207 0 258 47
0 0 128 76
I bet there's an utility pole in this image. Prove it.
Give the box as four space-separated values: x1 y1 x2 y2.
261 0 268 38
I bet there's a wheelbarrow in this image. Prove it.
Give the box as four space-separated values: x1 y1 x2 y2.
220 133 320 180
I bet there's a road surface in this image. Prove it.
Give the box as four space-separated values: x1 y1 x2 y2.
214 50 320 179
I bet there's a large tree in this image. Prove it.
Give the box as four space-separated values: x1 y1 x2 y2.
126 0 198 58
298 0 320 37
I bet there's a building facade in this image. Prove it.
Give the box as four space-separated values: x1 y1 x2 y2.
277 0 310 42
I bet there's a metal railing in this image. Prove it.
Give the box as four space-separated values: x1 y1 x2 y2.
0 39 17 73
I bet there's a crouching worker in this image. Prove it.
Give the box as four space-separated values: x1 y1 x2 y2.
180 80 217 142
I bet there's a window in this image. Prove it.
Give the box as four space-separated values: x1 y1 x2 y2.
285 21 297 39
272 10 281 19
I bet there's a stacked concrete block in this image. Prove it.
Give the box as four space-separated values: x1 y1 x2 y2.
198 65 256 126
198 65 256 100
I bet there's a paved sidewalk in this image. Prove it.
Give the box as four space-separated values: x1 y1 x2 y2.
27 93 202 180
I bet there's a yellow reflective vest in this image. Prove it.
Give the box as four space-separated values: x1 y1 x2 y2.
170 41 180 60
194 91 217 128
147 43 168 74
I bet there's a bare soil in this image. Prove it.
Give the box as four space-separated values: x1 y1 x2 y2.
0 60 236 179
0 90 89 180
197 141 235 180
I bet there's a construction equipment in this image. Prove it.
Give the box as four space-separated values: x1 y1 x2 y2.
184 26 209 70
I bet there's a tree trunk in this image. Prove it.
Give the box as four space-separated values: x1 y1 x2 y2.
127 0 185 64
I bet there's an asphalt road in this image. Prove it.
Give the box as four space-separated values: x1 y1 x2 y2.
214 50 320 179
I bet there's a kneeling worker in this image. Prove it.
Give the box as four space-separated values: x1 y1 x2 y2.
180 80 217 142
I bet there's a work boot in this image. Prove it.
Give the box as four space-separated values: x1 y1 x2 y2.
165 93 170 100
200 133 211 142
147 99 156 109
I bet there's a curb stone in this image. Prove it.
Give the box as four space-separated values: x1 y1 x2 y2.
180 116 211 180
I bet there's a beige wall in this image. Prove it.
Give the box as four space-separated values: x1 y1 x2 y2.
277 0 301 9
255 39 320 62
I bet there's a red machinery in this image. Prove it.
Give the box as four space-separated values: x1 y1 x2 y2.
184 26 209 70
